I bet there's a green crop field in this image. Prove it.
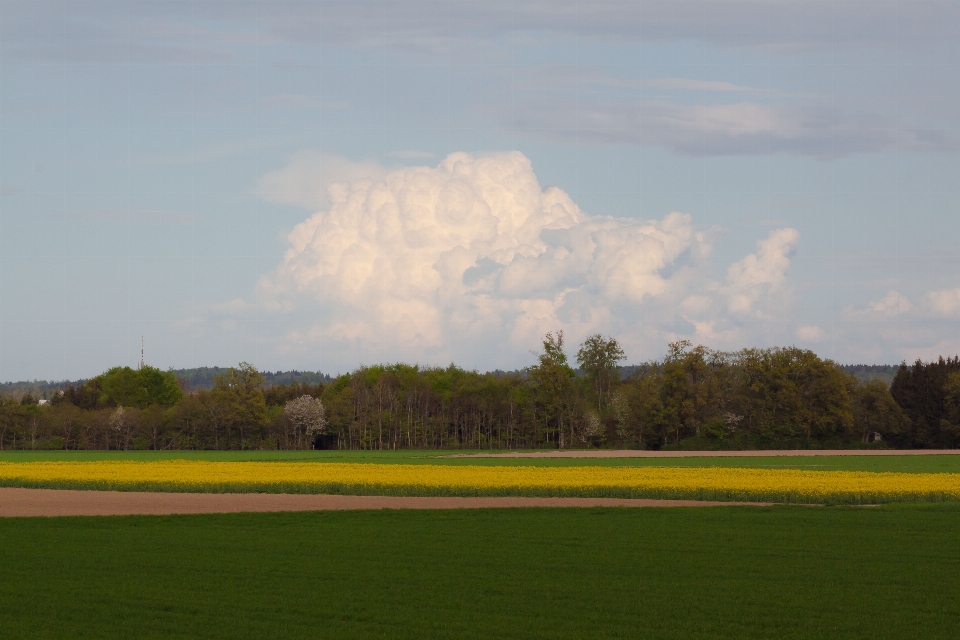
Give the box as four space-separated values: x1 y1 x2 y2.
3 449 960 474
2 505 959 639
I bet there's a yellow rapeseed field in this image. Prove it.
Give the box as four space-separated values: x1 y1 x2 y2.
1 460 959 503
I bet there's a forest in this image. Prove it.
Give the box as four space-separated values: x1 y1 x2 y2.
1 333 958 451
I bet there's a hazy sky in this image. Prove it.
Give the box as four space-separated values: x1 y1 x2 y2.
1 0 958 381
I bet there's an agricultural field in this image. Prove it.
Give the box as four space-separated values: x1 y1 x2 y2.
3 451 960 504
4 449 960 473
3 505 960 639
3 459 960 504
3 451 960 637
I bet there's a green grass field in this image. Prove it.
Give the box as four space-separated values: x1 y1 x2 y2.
2 505 959 639
3 449 960 473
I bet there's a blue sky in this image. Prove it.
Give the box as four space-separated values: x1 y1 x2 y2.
1 0 958 381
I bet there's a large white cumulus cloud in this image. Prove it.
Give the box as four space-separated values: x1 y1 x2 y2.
257 151 797 368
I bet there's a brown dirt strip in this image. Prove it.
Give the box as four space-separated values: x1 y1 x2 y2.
447 449 960 458
0 488 772 517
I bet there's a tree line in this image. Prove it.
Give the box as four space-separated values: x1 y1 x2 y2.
1 334 957 451
0 367 333 399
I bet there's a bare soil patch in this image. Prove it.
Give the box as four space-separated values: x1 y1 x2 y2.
0 488 771 517
448 449 960 459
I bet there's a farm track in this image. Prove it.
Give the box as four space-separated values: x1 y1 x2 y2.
448 449 960 458
0 488 772 517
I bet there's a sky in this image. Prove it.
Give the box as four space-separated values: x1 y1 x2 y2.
1 0 958 381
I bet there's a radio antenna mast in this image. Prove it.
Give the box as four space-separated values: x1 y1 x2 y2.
140 336 144 370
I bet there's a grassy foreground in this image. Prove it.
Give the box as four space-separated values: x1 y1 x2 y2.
3 449 960 474
2 505 959 639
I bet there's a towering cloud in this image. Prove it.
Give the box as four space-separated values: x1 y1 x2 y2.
258 151 798 368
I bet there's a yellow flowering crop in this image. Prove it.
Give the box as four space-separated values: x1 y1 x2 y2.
1 461 959 503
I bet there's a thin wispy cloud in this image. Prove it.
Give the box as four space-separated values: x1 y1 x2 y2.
796 325 826 343
254 151 389 211
923 288 960 318
500 100 960 157
638 78 772 93
503 66 786 95
6 1 958 63
843 291 914 319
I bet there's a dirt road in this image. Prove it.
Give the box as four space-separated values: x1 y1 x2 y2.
0 488 771 517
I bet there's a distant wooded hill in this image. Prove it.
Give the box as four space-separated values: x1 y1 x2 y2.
1 363 899 400
0 367 334 399
837 365 900 386
173 368 334 391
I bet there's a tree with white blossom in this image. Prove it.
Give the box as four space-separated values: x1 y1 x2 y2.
109 405 130 450
284 395 328 449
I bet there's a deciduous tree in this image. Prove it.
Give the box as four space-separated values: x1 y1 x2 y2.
212 363 267 448
284 395 328 449
529 331 577 447
577 334 626 412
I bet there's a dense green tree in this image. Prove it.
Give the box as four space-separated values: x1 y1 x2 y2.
940 372 960 444
529 331 578 447
51 379 102 410
212 363 267 448
623 370 664 447
658 342 729 445
140 405 168 450
264 381 326 407
97 366 183 409
577 334 626 412
732 347 853 445
891 357 960 447
849 379 910 444
169 393 209 449
19 403 42 449
0 398 19 450
42 403 83 450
